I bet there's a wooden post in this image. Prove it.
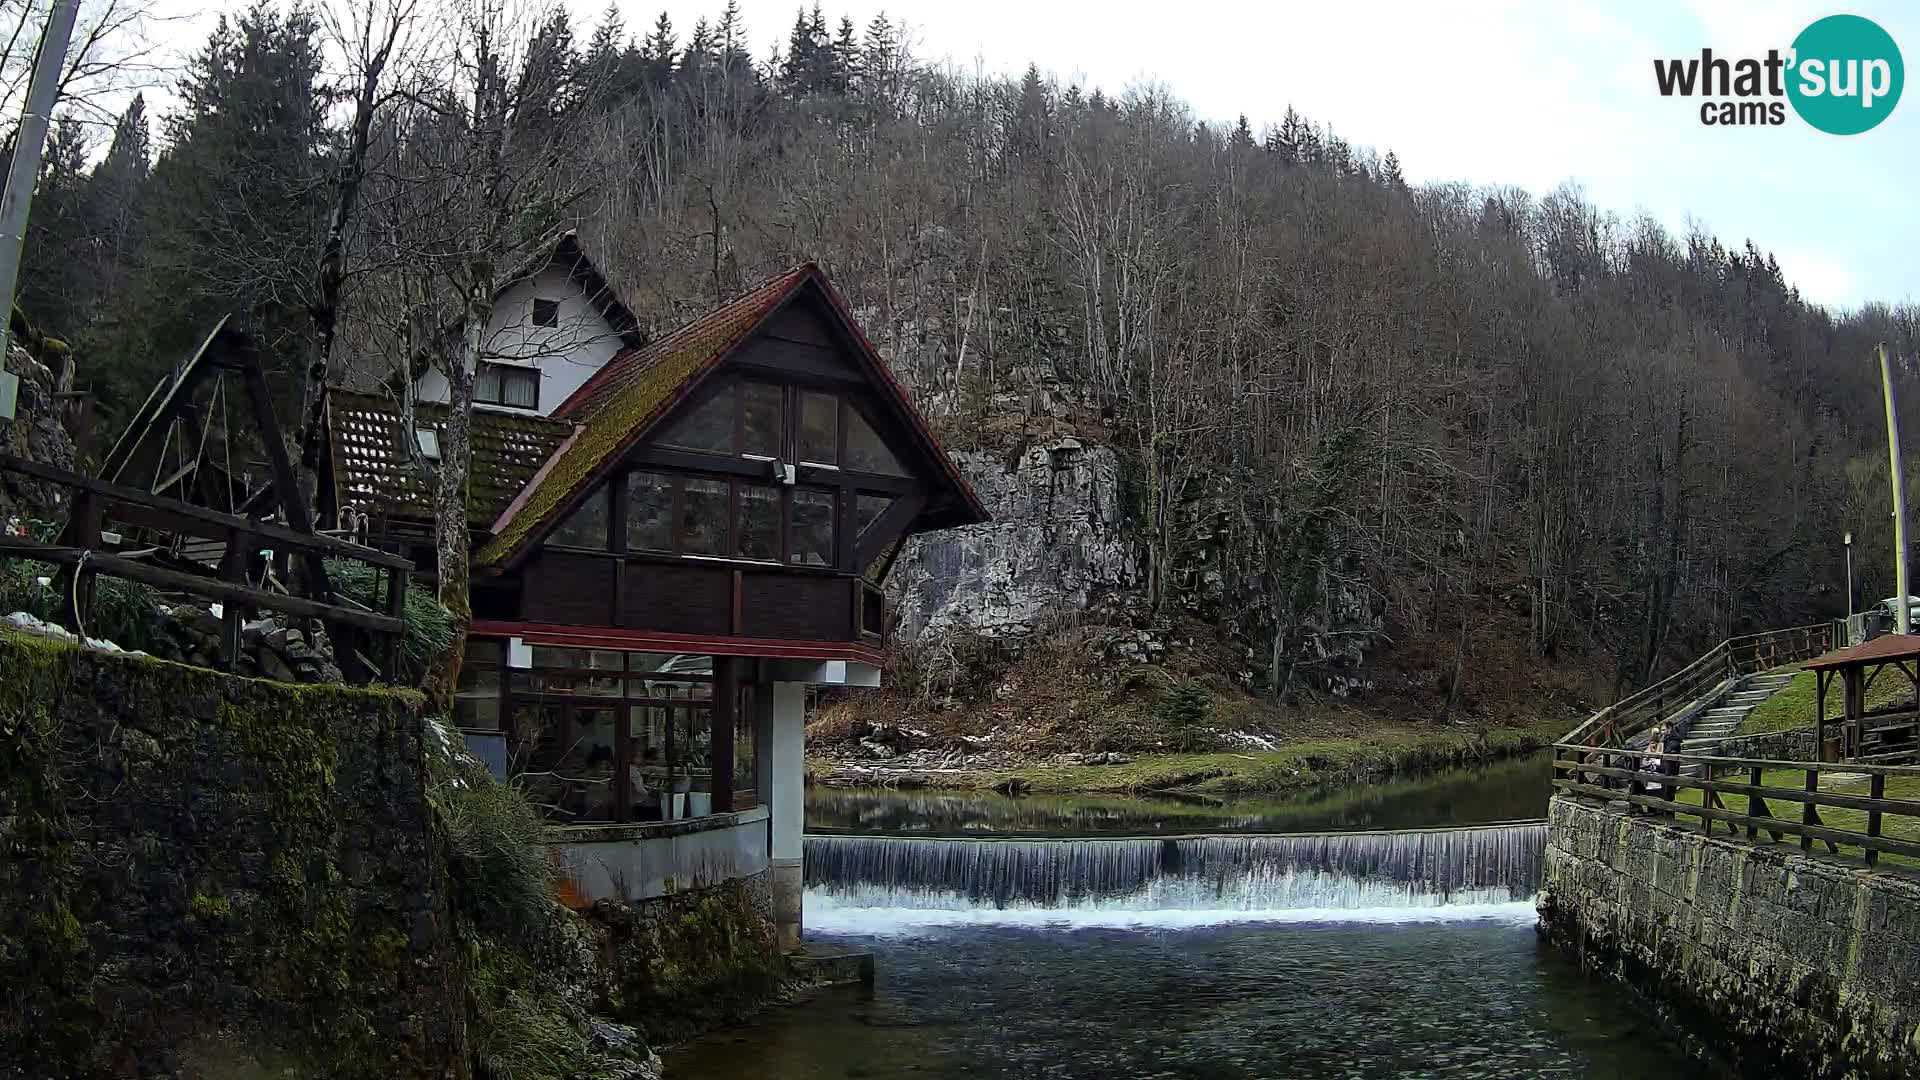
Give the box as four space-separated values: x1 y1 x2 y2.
57 488 102 634
1816 669 1828 762
1867 772 1886 867
1801 768 1818 852
383 565 406 680
1747 765 1764 842
218 530 246 671
1700 762 1714 836
710 655 739 813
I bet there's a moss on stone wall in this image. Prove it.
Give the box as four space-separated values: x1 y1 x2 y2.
587 877 787 1046
0 629 460 1078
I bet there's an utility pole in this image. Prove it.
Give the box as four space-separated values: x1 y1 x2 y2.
1880 343 1911 635
0 0 81 362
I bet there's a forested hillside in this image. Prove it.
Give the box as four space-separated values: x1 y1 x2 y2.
14 0 1920 724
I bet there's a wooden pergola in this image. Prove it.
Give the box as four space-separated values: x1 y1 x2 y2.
1805 634 1920 764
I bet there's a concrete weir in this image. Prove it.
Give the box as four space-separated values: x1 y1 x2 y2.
1540 795 1920 1079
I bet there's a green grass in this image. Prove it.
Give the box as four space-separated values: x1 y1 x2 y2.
1670 767 1920 867
816 718 1567 797
1737 667 1914 736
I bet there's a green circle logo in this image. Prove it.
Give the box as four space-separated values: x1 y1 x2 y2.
1788 14 1904 134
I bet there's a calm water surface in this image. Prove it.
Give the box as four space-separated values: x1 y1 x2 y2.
669 917 1693 1078
670 757 1698 1079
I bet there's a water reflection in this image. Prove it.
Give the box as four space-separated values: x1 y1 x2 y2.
806 753 1553 837
668 921 1698 1079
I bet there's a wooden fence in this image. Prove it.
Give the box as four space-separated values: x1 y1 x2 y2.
1551 621 1920 869
0 452 411 681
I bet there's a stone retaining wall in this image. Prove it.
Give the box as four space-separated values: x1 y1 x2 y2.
0 630 460 1078
1716 727 1818 761
1541 795 1920 1078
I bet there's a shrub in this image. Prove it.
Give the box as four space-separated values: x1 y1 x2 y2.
1154 680 1216 750
434 770 556 944
324 558 453 686
0 544 167 653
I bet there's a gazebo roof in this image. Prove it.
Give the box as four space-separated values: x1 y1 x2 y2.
1806 633 1920 671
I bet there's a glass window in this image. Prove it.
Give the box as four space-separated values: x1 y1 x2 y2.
737 484 781 561
627 705 668 821
846 406 907 476
681 478 728 555
855 493 893 540
742 383 783 458
454 667 500 730
864 536 901 586
547 486 609 548
628 652 713 676
792 488 836 566
626 471 674 552
799 392 838 465
668 706 714 820
659 385 735 454
475 362 539 409
532 297 560 327
530 647 586 668
560 706 619 820
510 701 566 810
502 368 538 409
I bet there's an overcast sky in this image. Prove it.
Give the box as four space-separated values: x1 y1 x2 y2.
139 0 1920 310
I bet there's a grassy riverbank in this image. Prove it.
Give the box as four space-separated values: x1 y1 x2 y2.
812 717 1568 798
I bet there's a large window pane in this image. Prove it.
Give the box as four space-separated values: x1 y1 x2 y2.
742 383 783 458
510 701 566 812
846 406 908 476
531 647 586 668
454 667 501 730
561 706 619 821
658 386 735 454
855 493 893 540
681 478 727 555
548 486 609 548
737 484 781 561
668 706 714 820
627 705 668 821
799 391 838 465
475 363 503 403
792 488 835 566
627 471 674 552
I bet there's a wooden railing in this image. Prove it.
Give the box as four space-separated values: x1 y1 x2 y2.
1559 622 1837 751
1550 621 1920 869
0 452 411 681
1552 748 1920 867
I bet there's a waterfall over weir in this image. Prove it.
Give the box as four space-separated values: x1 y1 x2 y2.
803 823 1546 927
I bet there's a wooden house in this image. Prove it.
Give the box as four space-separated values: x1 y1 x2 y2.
322 244 987 947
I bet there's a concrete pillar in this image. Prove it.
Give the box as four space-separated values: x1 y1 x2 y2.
767 680 806 952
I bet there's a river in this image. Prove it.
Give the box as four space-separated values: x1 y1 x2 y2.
667 754 1700 1078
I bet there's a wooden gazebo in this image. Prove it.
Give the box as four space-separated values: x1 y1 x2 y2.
1805 634 1920 763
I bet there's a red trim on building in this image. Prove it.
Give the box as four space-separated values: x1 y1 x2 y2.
471 619 886 666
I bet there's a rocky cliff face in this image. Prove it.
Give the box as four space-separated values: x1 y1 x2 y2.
890 437 1137 641
0 345 75 522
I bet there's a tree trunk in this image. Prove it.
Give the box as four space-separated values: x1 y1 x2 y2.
426 276 490 711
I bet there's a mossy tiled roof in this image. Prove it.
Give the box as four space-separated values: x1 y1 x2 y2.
327 389 574 524
476 267 812 566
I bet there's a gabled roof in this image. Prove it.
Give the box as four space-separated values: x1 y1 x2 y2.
476 263 989 569
1807 633 1920 671
328 389 574 524
519 230 647 351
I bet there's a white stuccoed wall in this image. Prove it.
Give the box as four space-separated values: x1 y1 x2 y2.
414 265 626 416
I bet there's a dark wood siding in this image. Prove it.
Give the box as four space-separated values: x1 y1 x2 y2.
520 552 615 625
730 337 861 384
622 560 732 635
762 303 836 346
740 573 851 640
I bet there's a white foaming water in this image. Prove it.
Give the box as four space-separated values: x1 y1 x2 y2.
805 891 1540 934
802 823 1547 935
